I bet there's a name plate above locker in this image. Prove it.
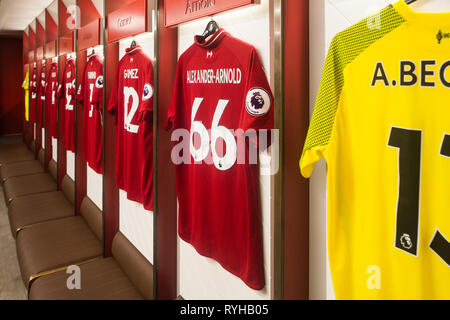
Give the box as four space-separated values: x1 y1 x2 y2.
59 35 74 56
164 0 256 27
107 0 154 43
36 46 44 61
28 50 35 63
78 19 101 50
45 40 57 59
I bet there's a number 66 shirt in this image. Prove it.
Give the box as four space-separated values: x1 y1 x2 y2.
166 29 274 290
108 46 154 211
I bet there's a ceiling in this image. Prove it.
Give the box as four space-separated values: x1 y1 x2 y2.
0 0 54 36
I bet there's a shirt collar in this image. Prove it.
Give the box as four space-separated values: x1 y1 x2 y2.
195 28 228 49
126 45 142 55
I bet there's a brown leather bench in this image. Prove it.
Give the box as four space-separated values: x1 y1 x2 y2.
3 160 57 205
16 197 103 286
28 232 154 300
0 149 45 183
0 142 28 153
0 143 35 166
8 175 75 238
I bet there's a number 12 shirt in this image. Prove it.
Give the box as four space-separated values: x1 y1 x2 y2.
108 46 154 211
167 29 274 290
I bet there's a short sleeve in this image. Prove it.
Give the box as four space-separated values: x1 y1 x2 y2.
140 59 154 113
76 79 84 103
92 72 103 107
36 71 42 93
239 48 274 133
57 71 65 98
299 36 343 178
57 83 63 98
166 59 183 130
45 78 51 99
107 64 120 114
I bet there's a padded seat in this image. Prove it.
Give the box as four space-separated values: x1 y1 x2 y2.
16 198 103 285
3 173 56 205
0 143 28 153
0 146 35 165
28 232 154 300
1 161 44 182
9 191 73 238
0 149 46 183
8 176 75 238
0 142 28 153
28 258 143 300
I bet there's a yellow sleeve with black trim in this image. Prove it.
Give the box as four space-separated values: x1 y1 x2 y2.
299 5 405 178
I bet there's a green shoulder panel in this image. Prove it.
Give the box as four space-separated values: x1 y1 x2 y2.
300 5 405 169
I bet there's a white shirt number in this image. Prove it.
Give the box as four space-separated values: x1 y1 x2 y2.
65 83 73 110
51 83 56 105
123 86 139 133
89 83 94 118
190 98 237 171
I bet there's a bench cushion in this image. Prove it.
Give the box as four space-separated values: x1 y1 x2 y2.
4 173 56 203
81 197 103 241
0 160 44 183
0 143 28 153
16 216 102 285
112 232 154 300
8 191 73 238
0 147 35 165
28 258 143 300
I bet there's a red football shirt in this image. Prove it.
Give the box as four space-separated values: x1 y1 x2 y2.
77 53 103 174
166 29 274 290
108 46 153 210
37 65 46 126
45 62 58 138
29 66 37 124
58 58 76 152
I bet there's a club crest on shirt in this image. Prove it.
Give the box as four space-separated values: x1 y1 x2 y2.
245 88 271 116
96 75 103 89
142 83 153 101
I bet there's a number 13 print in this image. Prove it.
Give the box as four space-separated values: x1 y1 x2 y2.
389 127 450 266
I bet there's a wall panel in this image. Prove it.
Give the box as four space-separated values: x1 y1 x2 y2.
0 37 23 135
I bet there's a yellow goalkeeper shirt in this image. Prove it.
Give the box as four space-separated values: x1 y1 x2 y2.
301 0 449 299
